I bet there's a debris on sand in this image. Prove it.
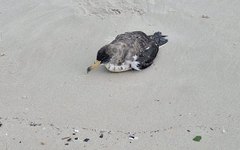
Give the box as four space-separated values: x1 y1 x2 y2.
0 122 2 127
222 127 226 133
73 129 79 133
128 134 138 140
83 138 90 142
111 9 121 15
74 137 79 140
29 122 42 127
62 137 72 146
99 133 104 138
62 137 71 140
201 15 210 19
193 136 202 142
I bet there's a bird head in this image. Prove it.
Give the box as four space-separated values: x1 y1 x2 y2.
87 46 110 73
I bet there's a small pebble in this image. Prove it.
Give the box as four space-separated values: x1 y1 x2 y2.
201 15 210 19
83 138 90 142
222 128 226 133
65 143 69 146
74 137 78 140
187 130 191 132
99 133 103 138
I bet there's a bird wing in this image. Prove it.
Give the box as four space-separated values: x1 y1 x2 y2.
136 42 159 69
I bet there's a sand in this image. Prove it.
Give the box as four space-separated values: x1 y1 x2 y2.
0 0 240 149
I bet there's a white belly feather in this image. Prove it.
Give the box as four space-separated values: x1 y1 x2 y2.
105 55 140 72
105 62 131 72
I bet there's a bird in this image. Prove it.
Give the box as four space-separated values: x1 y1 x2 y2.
87 31 168 73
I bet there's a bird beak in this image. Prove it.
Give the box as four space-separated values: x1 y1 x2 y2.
87 60 101 73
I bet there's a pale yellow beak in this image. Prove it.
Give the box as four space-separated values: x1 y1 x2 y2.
87 60 101 73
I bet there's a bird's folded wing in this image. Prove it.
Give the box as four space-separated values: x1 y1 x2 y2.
136 43 159 69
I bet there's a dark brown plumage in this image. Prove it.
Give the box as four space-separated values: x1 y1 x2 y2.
87 31 168 73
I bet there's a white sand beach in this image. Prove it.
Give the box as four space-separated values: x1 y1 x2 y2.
0 0 240 149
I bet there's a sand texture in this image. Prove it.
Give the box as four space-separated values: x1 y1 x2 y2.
0 0 240 149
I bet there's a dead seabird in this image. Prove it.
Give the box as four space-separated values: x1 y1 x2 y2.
87 31 168 73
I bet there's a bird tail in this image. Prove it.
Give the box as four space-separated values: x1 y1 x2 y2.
149 32 168 46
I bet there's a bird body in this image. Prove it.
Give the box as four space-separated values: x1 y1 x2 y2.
87 31 168 73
